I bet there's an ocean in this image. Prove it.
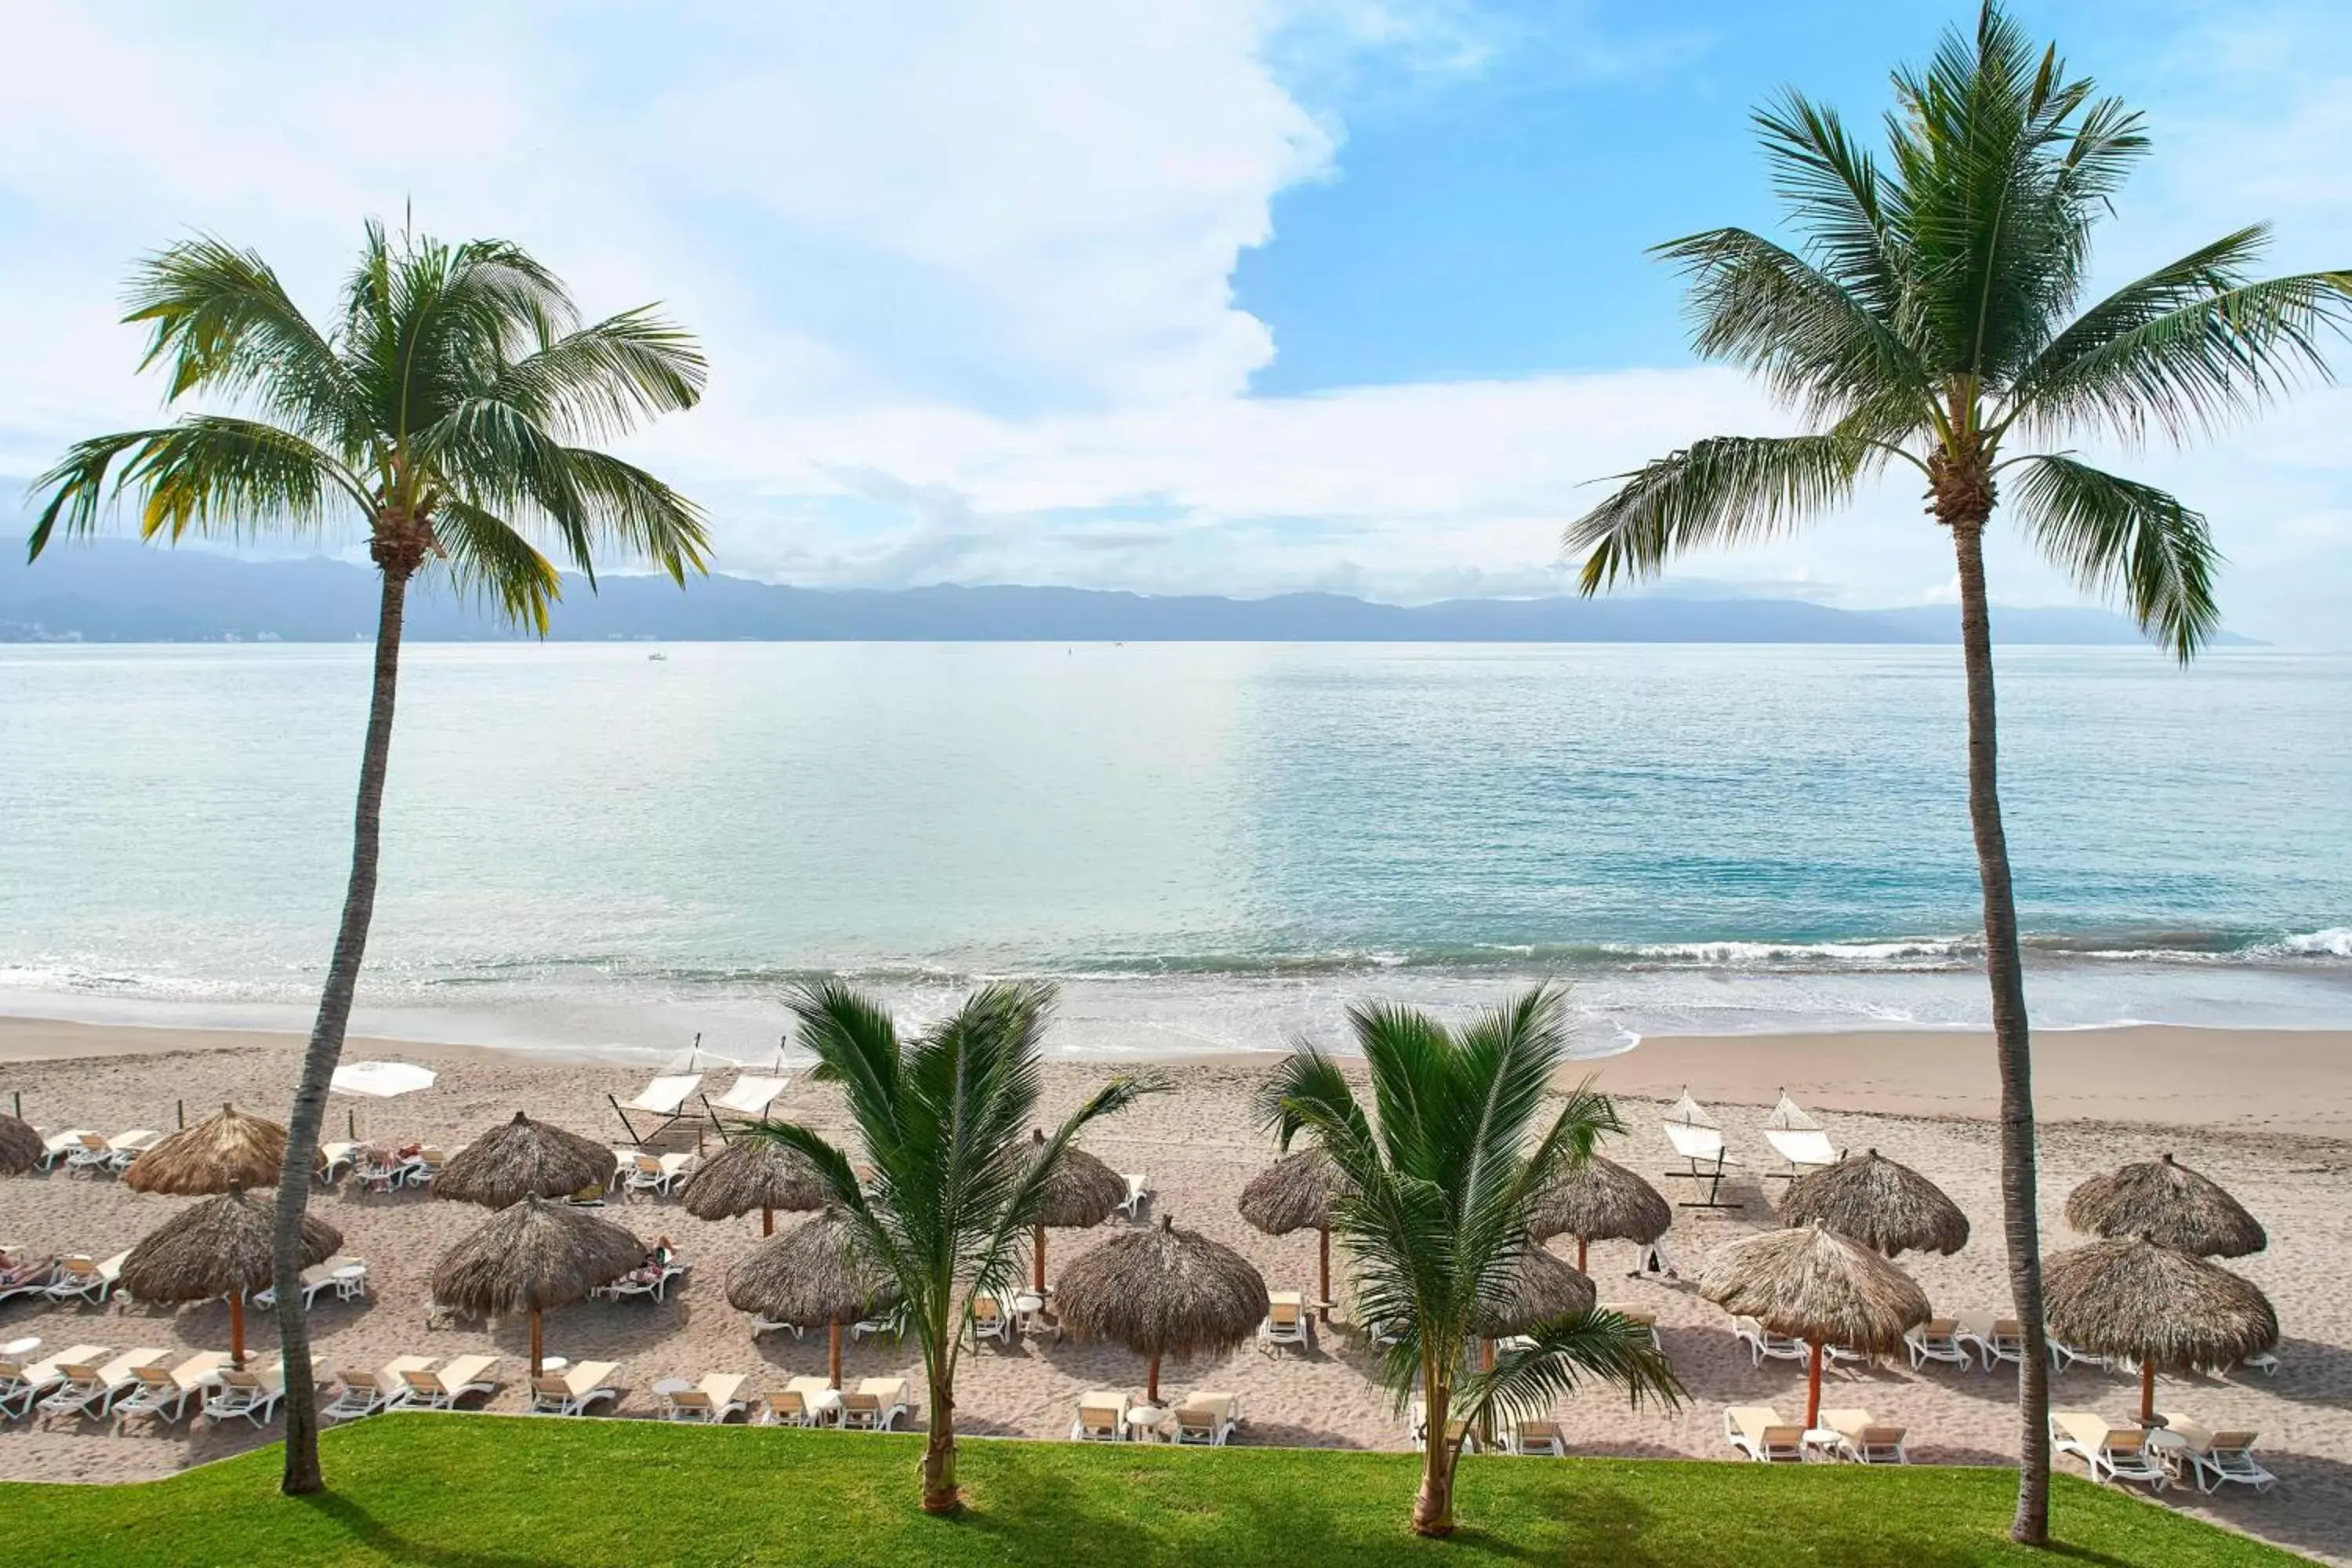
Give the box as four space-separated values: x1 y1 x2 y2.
2 641 2347 1060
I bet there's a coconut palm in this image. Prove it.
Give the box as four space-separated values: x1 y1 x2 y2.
1562 6 2350 1541
741 980 1160 1514
26 221 708 1494
1258 985 1679 1538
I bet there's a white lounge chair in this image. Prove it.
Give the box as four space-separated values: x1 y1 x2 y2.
970 1293 1016 1348
106 1129 164 1172
531 1360 623 1417
659 1372 750 1423
38 1347 167 1420
44 1250 129 1305
1732 1316 1810 1367
760 1377 841 1428
1596 1303 1664 1353
1761 1092 1838 1177
2048 1338 2114 1374
398 1354 502 1410
1171 1390 1241 1446
1906 1318 1973 1370
3 1344 112 1421
1406 1399 1477 1452
325 1357 435 1422
1258 1290 1312 1356
0 1250 57 1307
1070 1388 1131 1442
253 1256 369 1310
851 1301 908 1343
62 1132 117 1174
2156 1415 2276 1494
36 1129 94 1171
2051 1412 2165 1489
1661 1091 1740 1208
1504 1418 1566 1456
750 1312 804 1339
594 1255 688 1304
1723 1405 1805 1463
201 1367 272 1427
1822 1407 1907 1464
1116 1173 1151 1220
840 1377 909 1431
609 1044 707 1143
113 1352 232 1428
317 1142 362 1185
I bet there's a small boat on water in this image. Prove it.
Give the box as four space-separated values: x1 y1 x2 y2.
648 652 669 662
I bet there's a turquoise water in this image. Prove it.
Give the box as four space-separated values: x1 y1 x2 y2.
2 642 2347 1055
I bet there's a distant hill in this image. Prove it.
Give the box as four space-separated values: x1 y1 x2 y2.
0 541 2255 645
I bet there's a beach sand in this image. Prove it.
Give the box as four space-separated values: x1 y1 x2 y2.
1 1015 2343 1564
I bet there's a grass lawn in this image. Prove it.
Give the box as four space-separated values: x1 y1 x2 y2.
0 1416 2303 1567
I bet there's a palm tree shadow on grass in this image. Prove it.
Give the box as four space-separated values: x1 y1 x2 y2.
292 1491 559 1568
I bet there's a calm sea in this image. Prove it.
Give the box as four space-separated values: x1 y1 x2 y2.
2 642 2347 1058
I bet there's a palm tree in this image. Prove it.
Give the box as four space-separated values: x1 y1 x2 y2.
745 980 1160 1513
26 222 709 1494
1258 985 1680 1537
1564 7 2350 1542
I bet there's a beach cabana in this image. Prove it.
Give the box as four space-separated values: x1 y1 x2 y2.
430 1196 645 1378
118 1187 341 1366
1056 1214 1269 1406
432 1112 616 1209
122 1103 289 1195
0 1113 41 1177
1023 1128 1127 1295
678 1138 829 1236
2045 1235 2279 1425
1779 1149 1969 1258
1238 1148 1351 1321
1530 1151 1671 1272
2064 1153 2266 1258
724 1208 900 1388
1699 1221 1929 1430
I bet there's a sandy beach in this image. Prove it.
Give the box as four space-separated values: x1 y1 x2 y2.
1 1014 2343 1564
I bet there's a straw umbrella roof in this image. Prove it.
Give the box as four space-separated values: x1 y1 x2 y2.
1699 1222 1929 1355
122 1103 288 1194
1779 1149 1969 1258
1530 1152 1671 1247
1028 1129 1127 1229
1056 1214 1270 1361
2064 1152 2266 1258
1470 1243 1598 1337
1238 1148 1349 1236
430 1196 645 1318
2045 1236 2278 1370
679 1138 831 1223
0 1112 41 1176
724 1209 901 1323
119 1189 342 1303
432 1112 616 1210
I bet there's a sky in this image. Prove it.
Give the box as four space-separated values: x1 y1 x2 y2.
2 0 2348 644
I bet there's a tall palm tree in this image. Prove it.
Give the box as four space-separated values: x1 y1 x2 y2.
1563 6 2350 1541
1258 985 1680 1537
745 980 1159 1513
27 222 709 1494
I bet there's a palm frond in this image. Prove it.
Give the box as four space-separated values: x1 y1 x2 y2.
490 307 708 444
1566 433 1878 592
28 417 370 557
431 499 561 634
1751 92 1907 322
1458 1308 1685 1429
2009 454 2220 660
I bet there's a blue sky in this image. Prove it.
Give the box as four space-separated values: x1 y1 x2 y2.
2 1 2348 643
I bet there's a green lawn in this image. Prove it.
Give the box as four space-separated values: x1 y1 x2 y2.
0 1416 2303 1567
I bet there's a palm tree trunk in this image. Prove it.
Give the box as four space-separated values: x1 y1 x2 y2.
921 1374 959 1513
1411 1369 1455 1537
1951 519 2051 1545
274 565 409 1497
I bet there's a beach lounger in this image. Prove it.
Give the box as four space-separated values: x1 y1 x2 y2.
970 1293 1015 1348
1171 1390 1240 1446
0 1251 57 1306
1821 1408 1907 1464
5 1345 112 1421
840 1377 909 1432
594 1256 688 1304
851 1301 908 1343
1504 1418 1566 1456
609 1045 706 1144
2048 1338 2114 1374
1071 1389 1131 1442
317 1142 362 1185
1733 1316 1810 1368
1406 1399 1477 1452
1906 1318 1973 1370
530 1360 623 1417
659 1373 750 1423
398 1354 502 1410
44 1250 129 1305
1661 1091 1741 1208
1258 1290 1312 1356
38 1347 168 1420
1597 1303 1663 1352
1762 1092 1839 1178
408 1146 448 1189
2155 1415 2275 1494
1723 1406 1805 1463
106 1129 164 1173
2050 1412 2165 1489
622 1151 699 1198
201 1367 273 1426
63 1133 116 1174
113 1351 232 1428
253 1256 368 1310
1116 1172 1151 1220
760 1377 841 1428
325 1357 436 1422
37 1130 94 1171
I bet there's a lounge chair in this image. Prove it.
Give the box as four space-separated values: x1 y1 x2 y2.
1504 1418 1566 1457
2157 1414 2276 1494
1732 1316 1810 1367
530 1360 623 1417
1071 1389 1131 1442
106 1129 164 1173
1762 1092 1838 1178
1116 1172 1151 1220
1661 1090 1741 1208
840 1377 909 1431
971 1293 1015 1347
398 1354 502 1410
760 1377 841 1428
325 1357 436 1422
44 1250 129 1305
0 1250 56 1306
1906 1318 1973 1371
201 1367 272 1426
37 1129 94 1171
659 1373 750 1424
1406 1399 1477 1452
1597 1303 1663 1352
113 1352 232 1428
316 1141 362 1185
1821 1408 1907 1464
408 1146 449 1188
851 1301 908 1344
253 1256 368 1311
3 1344 112 1421
1171 1390 1240 1446
1723 1405 1805 1463
594 1254 688 1304
2050 1412 2165 1489
1258 1290 1312 1356
38 1347 167 1420
2048 1338 2114 1374
609 1047 706 1144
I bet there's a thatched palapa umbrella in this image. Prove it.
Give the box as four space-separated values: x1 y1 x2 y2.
2066 1152 2266 1258
1471 1243 1598 1338
119 1186 341 1365
680 1138 829 1236
0 1112 42 1176
433 1112 615 1209
1780 1149 1969 1258
122 1103 288 1194
2045 1235 2278 1426
1700 1221 1929 1429
431 1196 644 1377
1239 1148 1350 1322
725 1208 900 1388
1057 1214 1269 1405
1024 1128 1126 1295
1531 1151 1671 1272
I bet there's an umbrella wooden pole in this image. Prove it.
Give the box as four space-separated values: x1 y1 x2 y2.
530 1307 543 1378
1033 1225 1047 1294
1147 1348 1163 1406
1318 1228 1331 1323
1577 1236 1589 1272
229 1293 245 1367
762 1205 774 1237
829 1320 844 1388
2140 1362 2157 1427
1804 1339 1825 1430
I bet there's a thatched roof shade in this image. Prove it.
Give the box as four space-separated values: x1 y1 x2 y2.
1028 1129 1126 1229
430 1197 645 1317
1780 1149 1969 1258
2045 1236 2278 1370
1470 1243 1597 1337
122 1104 288 1194
1057 1214 1269 1361
1698 1222 1929 1355
1238 1149 1348 1236
679 1139 830 1222
2065 1153 2266 1258
433 1112 616 1210
1530 1152 1671 1247
0 1112 41 1176
724 1209 900 1324
120 1189 341 1303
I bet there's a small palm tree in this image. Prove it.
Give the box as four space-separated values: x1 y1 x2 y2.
1258 985 1680 1537
1563 7 2350 1541
746 980 1160 1512
27 221 709 1494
